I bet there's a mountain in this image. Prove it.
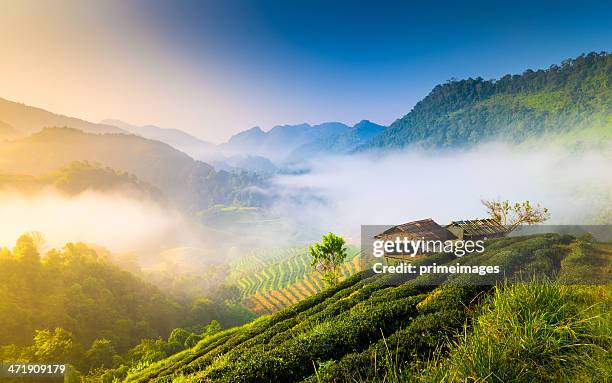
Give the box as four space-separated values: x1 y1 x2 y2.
0 97 126 135
0 120 20 140
363 52 611 150
221 122 350 162
121 234 611 383
288 120 385 161
212 154 277 174
101 119 216 160
0 127 265 210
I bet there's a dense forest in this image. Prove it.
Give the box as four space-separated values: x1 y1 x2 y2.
121 234 611 383
0 161 164 201
0 234 253 381
365 52 611 149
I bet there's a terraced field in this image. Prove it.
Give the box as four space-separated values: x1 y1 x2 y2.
228 246 362 314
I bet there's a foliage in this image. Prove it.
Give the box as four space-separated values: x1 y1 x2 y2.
0 234 251 378
309 233 349 286
482 198 550 231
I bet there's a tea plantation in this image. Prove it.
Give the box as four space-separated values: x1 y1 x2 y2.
122 234 611 382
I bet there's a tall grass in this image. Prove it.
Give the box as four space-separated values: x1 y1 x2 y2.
364 282 611 383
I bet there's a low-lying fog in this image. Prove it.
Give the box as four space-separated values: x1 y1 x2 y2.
272 142 611 240
0 142 609 259
0 188 200 255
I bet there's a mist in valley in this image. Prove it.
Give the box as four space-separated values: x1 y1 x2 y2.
0 141 609 289
271 142 612 240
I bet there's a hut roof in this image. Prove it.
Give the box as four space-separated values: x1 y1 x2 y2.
376 218 457 241
447 218 507 237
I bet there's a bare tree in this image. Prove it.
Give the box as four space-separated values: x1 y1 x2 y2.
482 199 550 232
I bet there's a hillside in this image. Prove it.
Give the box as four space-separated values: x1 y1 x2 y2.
101 119 216 160
227 247 362 315
120 234 611 383
287 120 385 162
221 122 350 162
0 97 125 136
0 161 165 202
0 120 20 140
364 52 611 150
0 128 266 210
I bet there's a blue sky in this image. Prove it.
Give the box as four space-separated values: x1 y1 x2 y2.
1 0 610 141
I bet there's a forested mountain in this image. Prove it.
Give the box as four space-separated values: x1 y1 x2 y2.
101 119 216 160
0 128 266 210
121 234 611 383
0 97 125 136
364 52 611 149
0 161 164 202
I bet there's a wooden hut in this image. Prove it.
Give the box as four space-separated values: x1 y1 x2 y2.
446 218 507 241
375 219 457 259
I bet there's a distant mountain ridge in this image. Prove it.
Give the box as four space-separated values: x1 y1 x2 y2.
0 128 266 210
287 120 385 162
0 97 126 135
220 52 610 158
221 120 386 163
221 122 351 162
101 119 216 159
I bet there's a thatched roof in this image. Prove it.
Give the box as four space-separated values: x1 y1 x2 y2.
376 218 457 241
446 218 507 237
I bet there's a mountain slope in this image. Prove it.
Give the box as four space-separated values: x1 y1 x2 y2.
221 122 350 162
121 234 609 383
364 52 611 150
0 161 165 202
0 128 264 210
0 120 21 140
101 119 216 160
0 97 126 135
288 120 385 161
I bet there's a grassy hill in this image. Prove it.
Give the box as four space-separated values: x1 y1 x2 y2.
0 128 266 210
364 52 611 150
120 234 611 383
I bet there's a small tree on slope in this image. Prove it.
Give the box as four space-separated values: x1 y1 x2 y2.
308 232 348 287
482 199 550 232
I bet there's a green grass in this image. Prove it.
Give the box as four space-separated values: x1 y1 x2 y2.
366 282 611 383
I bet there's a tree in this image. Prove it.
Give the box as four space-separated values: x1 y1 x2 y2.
308 232 348 287
32 328 76 362
482 199 550 232
13 234 40 263
85 339 117 370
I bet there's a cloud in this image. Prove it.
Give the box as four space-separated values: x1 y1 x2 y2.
270 143 612 240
